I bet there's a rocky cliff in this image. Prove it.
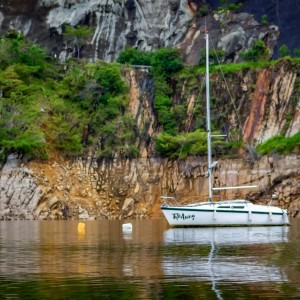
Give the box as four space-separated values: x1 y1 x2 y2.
0 62 300 221
1 149 300 221
1 0 298 63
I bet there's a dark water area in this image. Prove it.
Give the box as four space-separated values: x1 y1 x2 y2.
0 219 300 299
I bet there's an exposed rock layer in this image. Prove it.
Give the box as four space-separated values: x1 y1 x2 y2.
0 153 299 221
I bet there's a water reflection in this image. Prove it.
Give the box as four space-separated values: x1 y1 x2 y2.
0 220 299 299
164 226 289 245
163 227 289 299
0 220 167 278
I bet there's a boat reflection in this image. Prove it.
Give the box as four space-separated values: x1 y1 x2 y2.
163 226 289 300
164 226 289 245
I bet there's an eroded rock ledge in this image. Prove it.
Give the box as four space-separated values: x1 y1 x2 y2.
0 154 299 220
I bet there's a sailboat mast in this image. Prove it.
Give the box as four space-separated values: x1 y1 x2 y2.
205 32 213 202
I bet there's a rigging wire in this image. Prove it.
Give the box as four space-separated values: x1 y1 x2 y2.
209 39 257 163
171 75 206 194
209 39 270 198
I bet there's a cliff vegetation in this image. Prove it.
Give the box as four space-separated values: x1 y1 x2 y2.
1 31 300 165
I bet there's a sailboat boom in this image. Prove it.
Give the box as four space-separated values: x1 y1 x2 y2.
212 185 257 191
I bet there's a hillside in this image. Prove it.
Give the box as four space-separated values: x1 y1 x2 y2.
0 32 299 219
0 1 300 220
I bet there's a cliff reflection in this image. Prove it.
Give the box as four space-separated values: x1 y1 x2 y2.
36 220 167 278
1 220 300 299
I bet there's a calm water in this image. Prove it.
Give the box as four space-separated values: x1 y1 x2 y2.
0 219 300 300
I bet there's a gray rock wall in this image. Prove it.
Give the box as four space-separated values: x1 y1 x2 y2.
0 0 289 64
0 153 299 220
0 154 43 220
0 0 194 62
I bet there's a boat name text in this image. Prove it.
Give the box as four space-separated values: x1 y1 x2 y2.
172 213 195 221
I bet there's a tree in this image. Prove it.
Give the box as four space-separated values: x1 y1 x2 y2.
240 39 269 62
0 31 47 71
293 48 300 58
63 25 91 59
261 15 268 26
117 47 183 76
216 0 243 14
95 63 126 104
151 48 183 77
198 5 209 17
117 48 152 66
279 44 290 58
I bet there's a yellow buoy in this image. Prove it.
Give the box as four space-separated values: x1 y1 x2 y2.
77 222 86 235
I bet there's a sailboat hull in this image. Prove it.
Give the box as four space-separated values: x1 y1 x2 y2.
161 201 289 227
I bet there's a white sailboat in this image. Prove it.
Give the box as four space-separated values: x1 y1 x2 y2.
161 32 289 227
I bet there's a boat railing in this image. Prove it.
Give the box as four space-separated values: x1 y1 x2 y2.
160 196 178 206
184 195 210 204
161 194 222 206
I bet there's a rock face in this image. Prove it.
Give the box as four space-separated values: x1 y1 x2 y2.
208 60 300 144
0 0 294 64
242 63 297 142
0 154 42 220
0 152 299 221
0 0 195 62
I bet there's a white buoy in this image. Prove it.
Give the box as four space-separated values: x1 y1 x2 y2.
122 223 132 233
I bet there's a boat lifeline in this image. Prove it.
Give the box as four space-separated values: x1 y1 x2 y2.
160 32 289 227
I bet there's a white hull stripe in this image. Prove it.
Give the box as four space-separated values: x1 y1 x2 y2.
161 207 286 216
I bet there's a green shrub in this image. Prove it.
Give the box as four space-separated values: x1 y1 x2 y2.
279 44 290 58
71 62 128 117
216 1 243 14
155 130 227 159
293 48 300 58
47 113 84 156
154 94 176 134
117 48 153 66
124 145 139 158
256 133 300 155
21 44 47 68
97 145 114 159
0 120 47 159
117 47 183 76
198 4 209 17
0 32 47 70
261 15 268 26
155 132 186 158
151 48 183 77
63 25 91 59
240 39 269 62
95 63 127 104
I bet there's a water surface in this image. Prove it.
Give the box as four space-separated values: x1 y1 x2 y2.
0 219 300 299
